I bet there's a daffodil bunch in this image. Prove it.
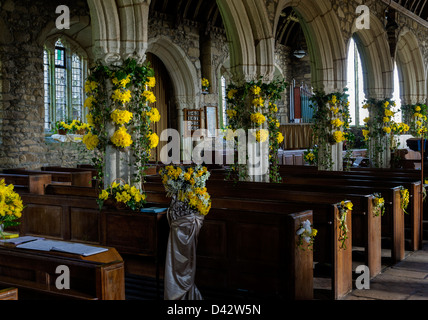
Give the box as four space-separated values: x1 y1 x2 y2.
399 187 410 214
296 219 317 251
97 180 146 211
0 179 24 234
338 200 353 249
201 78 210 91
304 147 318 166
372 193 385 217
159 165 211 216
403 104 428 138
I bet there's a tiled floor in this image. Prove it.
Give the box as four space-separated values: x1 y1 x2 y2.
344 242 428 300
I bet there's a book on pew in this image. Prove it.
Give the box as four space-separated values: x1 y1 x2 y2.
141 207 168 213
16 239 108 256
0 236 45 245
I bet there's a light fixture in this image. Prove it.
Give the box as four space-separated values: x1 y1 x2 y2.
293 49 307 59
293 26 307 59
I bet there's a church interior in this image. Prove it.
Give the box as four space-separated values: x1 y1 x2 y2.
0 0 428 304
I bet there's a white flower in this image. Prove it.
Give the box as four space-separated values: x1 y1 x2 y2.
297 228 305 236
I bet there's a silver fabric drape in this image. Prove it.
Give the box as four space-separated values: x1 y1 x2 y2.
164 195 204 300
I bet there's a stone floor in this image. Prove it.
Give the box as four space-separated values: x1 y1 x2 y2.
344 242 428 300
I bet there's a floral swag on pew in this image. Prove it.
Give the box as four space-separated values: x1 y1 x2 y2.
224 78 287 183
338 200 353 250
296 219 317 251
83 58 159 189
308 90 351 171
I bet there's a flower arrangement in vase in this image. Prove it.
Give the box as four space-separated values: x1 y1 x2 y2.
0 179 24 238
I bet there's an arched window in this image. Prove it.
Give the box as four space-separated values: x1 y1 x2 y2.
347 37 366 127
44 38 88 131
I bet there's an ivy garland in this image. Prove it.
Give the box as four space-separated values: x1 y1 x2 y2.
338 200 353 250
296 219 317 251
225 77 287 183
83 58 159 186
309 90 351 170
361 98 401 168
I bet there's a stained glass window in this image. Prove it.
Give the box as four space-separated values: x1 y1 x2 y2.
44 38 87 131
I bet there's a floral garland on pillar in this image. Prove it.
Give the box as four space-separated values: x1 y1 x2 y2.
402 103 428 139
361 98 403 168
224 78 287 183
83 58 159 187
309 91 351 171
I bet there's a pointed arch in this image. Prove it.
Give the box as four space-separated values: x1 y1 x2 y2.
274 0 347 92
395 27 426 105
351 13 394 100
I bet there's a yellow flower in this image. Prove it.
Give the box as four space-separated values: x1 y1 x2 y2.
333 131 345 143
383 117 390 123
227 89 238 100
331 118 344 128
254 129 269 143
277 132 284 144
251 85 262 96
86 114 94 127
112 89 132 104
85 80 98 93
99 190 109 201
84 96 96 109
363 117 370 123
111 109 133 125
142 90 157 104
385 109 394 117
111 126 133 148
82 132 99 151
227 109 237 118
149 132 159 149
201 78 210 88
145 108 161 123
250 112 266 126
112 74 131 88
329 95 337 105
415 106 422 112
252 97 264 107
146 77 156 88
383 127 392 134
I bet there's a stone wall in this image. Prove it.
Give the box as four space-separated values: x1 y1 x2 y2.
0 0 93 169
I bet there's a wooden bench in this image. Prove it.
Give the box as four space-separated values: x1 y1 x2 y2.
143 181 352 300
0 173 52 195
18 184 316 300
0 242 124 300
3 169 92 188
0 287 18 300
42 166 98 188
276 166 423 251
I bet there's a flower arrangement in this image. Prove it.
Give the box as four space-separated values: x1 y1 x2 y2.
402 104 428 138
0 179 24 237
309 90 351 170
201 78 210 93
83 58 159 185
296 219 317 251
361 98 399 168
225 78 287 183
159 165 212 216
399 187 409 214
338 200 353 249
55 119 90 135
304 146 318 166
97 180 146 211
372 193 385 217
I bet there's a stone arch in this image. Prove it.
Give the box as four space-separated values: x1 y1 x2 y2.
87 0 150 64
146 36 200 160
273 0 347 93
351 13 394 100
395 27 426 105
216 0 275 82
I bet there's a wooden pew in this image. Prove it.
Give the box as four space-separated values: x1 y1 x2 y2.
0 288 18 300
42 166 98 188
18 185 316 300
0 243 124 300
276 166 423 251
0 173 51 195
144 182 352 300
2 169 92 188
